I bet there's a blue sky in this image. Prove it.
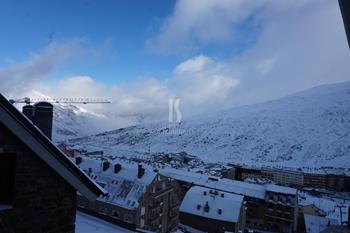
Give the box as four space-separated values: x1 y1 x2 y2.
0 0 172 83
0 0 259 85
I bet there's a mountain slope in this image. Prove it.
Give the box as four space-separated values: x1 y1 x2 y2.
66 82 350 168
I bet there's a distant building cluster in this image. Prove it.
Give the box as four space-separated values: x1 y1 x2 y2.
222 165 350 192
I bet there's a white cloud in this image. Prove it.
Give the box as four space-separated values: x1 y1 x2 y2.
32 55 237 122
145 0 318 54
175 55 239 111
0 39 81 96
0 38 110 98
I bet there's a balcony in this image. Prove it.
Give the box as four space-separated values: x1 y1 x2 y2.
150 187 173 198
265 213 294 222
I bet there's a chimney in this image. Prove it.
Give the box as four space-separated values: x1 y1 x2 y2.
102 161 110 171
204 202 210 212
22 105 34 121
138 164 145 178
33 102 53 139
75 157 82 165
114 164 122 173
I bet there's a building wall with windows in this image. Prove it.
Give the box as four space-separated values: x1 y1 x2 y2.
76 157 180 233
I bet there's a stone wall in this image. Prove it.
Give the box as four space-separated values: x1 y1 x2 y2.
0 122 77 233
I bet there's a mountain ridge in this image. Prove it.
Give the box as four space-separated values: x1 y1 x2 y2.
65 81 350 168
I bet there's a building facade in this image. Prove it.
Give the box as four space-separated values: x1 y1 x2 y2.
178 186 245 233
161 169 299 233
76 157 180 232
224 165 350 192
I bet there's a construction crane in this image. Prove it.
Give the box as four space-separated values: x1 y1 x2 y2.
9 97 111 105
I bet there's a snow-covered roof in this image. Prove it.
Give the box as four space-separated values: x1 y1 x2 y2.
160 168 297 199
77 157 157 210
266 184 297 195
304 214 338 233
76 211 134 233
180 186 243 223
160 168 266 199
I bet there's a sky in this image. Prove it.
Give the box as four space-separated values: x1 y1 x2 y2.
0 0 350 126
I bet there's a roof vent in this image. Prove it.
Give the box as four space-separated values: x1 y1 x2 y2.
204 202 210 212
102 161 110 171
218 209 222 215
138 164 145 178
114 164 122 173
208 177 219 182
75 157 82 165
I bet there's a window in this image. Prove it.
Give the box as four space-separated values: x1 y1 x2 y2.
113 211 120 218
0 153 16 208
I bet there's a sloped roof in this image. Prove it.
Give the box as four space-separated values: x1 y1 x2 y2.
77 157 157 210
180 186 243 223
304 214 338 233
0 94 106 201
266 184 297 195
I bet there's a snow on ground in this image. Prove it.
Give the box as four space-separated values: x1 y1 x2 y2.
76 212 135 233
66 82 350 169
299 191 350 223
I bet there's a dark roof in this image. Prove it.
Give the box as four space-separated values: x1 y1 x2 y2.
0 94 106 200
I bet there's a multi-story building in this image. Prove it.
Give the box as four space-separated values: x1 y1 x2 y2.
161 168 299 233
178 186 245 233
263 169 304 188
76 157 180 232
264 185 298 233
224 165 350 192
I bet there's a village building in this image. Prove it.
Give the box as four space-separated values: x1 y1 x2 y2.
161 168 299 233
264 185 299 233
0 94 106 233
178 186 245 233
299 204 326 217
223 165 350 192
75 157 180 232
301 214 338 233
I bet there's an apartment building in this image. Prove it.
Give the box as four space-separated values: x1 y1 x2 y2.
263 169 304 188
264 185 299 233
178 186 245 233
224 165 350 192
76 157 180 232
161 168 299 233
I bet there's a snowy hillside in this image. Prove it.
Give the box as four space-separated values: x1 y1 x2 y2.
66 82 350 168
52 104 107 142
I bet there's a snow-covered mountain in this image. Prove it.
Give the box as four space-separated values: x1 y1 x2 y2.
66 82 350 168
52 104 106 142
